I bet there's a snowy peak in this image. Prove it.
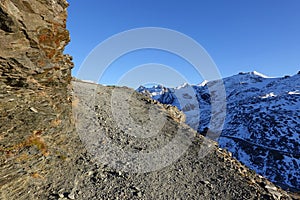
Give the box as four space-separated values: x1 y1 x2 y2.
240 70 271 78
175 82 191 89
251 70 270 78
198 80 209 87
237 71 270 78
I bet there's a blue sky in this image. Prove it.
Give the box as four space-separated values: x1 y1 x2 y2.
65 0 300 88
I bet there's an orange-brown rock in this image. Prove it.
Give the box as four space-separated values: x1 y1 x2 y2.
0 0 73 88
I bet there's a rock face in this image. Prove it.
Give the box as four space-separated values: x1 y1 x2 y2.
0 0 73 88
0 1 82 199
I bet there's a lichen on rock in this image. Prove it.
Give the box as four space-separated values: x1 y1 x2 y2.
0 0 73 88
0 1 82 199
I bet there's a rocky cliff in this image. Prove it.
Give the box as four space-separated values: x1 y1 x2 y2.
0 0 84 199
0 0 73 87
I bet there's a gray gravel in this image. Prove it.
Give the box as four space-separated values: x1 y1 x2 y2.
0 79 294 199
70 80 293 200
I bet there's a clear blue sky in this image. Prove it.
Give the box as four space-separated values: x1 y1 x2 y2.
65 0 300 88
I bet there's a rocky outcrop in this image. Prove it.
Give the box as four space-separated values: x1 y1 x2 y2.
0 0 73 88
162 103 186 123
0 1 83 199
140 95 186 123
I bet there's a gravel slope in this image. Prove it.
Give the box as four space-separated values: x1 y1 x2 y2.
70 80 293 200
0 80 296 199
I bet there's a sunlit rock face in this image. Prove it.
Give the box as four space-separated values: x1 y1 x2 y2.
0 0 73 88
0 1 79 199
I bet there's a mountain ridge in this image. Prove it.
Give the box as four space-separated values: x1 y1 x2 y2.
137 71 300 191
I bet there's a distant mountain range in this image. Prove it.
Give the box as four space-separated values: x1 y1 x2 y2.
137 71 300 191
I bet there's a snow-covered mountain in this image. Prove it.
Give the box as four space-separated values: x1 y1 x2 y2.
137 71 300 191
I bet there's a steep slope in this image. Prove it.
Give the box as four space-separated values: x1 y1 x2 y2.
137 71 300 192
72 80 292 199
